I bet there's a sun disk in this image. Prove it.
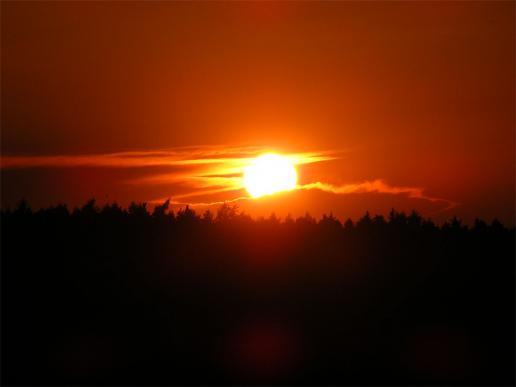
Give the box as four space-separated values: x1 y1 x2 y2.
243 153 298 198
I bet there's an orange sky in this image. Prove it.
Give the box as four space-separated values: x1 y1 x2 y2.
1 2 514 225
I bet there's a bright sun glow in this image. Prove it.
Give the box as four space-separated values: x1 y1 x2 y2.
243 153 298 198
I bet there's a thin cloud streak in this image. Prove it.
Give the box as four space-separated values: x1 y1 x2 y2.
0 146 340 202
151 179 457 214
1 145 456 213
150 195 250 208
299 180 458 210
0 146 339 169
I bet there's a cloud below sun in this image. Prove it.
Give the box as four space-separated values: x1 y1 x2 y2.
1 144 457 217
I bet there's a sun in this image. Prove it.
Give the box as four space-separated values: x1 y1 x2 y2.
243 153 298 198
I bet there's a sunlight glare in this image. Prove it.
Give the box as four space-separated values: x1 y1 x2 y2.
243 153 298 198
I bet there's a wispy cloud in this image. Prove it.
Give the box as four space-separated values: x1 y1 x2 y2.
0 145 337 169
158 179 457 214
1 146 339 199
299 180 458 210
1 145 456 213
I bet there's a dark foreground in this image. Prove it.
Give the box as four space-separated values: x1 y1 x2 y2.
1 201 514 385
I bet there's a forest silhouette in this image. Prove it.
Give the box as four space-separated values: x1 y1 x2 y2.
1 199 514 385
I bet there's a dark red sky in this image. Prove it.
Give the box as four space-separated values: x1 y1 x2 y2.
1 2 514 225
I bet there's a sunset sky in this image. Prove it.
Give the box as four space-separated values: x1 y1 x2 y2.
1 2 514 225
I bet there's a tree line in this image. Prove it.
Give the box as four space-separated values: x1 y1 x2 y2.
2 198 510 232
1 199 514 386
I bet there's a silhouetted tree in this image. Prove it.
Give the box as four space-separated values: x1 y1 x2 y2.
216 203 239 223
176 205 198 224
13 198 32 216
152 199 170 218
202 209 214 224
343 218 354 231
1 199 514 386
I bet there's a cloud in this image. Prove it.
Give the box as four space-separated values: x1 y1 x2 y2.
1 145 339 201
160 179 457 216
1 145 456 215
300 180 458 210
0 145 337 169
